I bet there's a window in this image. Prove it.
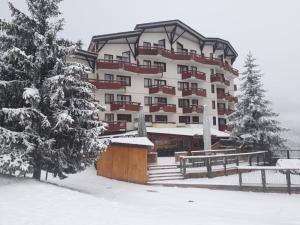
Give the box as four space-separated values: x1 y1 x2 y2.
154 61 166 72
158 39 165 48
116 75 131 86
212 100 216 110
177 65 188 73
145 115 152 123
155 115 167 123
177 42 184 52
191 66 197 72
191 99 198 106
116 56 123 61
144 96 152 106
234 84 237 91
219 118 226 125
154 97 167 104
117 94 131 102
143 42 151 48
178 99 190 108
217 88 225 94
105 94 114 104
213 116 216 126
210 69 214 75
178 82 189 91
105 114 114 122
192 116 199 124
117 114 132 122
190 50 197 55
211 84 215 93
122 51 130 63
218 103 226 109
104 74 114 81
179 116 190 124
143 60 151 67
144 78 152 88
191 83 198 90
210 53 214 59
154 79 166 86
104 54 113 62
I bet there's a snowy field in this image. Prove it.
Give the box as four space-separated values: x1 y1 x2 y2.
1 167 300 225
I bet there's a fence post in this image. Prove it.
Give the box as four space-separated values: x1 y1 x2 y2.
286 169 291 194
287 150 290 159
261 169 266 192
206 158 211 178
183 158 186 177
238 169 243 188
223 157 227 176
235 156 239 166
256 154 260 165
249 155 252 166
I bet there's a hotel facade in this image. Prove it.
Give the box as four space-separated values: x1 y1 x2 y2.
73 20 239 154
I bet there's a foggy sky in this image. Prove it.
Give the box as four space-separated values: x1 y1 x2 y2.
1 0 299 146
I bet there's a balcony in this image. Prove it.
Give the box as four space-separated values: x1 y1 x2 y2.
149 104 176 113
217 108 235 116
211 74 230 86
137 46 239 76
104 121 126 133
182 105 203 114
88 79 125 89
181 70 206 81
110 101 140 111
149 85 176 95
219 124 233 132
217 93 238 103
97 60 162 74
181 88 207 97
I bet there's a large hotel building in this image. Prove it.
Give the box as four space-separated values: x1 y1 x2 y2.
73 20 239 155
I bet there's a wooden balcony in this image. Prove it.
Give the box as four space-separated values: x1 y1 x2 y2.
211 74 230 86
137 47 239 76
181 70 206 81
182 105 204 114
110 101 140 111
88 79 125 89
219 124 233 132
149 104 176 113
97 60 162 74
149 85 176 95
104 121 126 133
181 88 207 97
217 93 238 103
217 108 235 116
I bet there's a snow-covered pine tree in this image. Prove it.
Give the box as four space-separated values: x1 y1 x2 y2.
0 0 106 180
229 52 287 151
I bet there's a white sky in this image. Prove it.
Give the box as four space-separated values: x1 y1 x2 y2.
1 0 299 146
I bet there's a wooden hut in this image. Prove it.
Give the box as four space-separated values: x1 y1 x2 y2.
97 137 154 184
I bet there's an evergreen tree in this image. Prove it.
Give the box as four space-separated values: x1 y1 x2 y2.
0 0 106 179
229 52 287 151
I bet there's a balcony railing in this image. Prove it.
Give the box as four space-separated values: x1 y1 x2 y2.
149 85 176 95
219 124 233 132
149 104 176 113
217 108 235 116
137 46 239 76
181 88 207 97
182 105 204 114
88 79 125 89
104 121 126 133
181 70 206 81
211 74 230 86
110 101 140 111
97 60 162 74
217 93 238 103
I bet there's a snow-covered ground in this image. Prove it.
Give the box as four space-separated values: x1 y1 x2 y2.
1 167 300 225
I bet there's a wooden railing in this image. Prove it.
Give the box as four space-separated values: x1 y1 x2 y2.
97 59 162 74
110 101 140 111
149 85 176 95
88 79 125 89
217 108 235 116
217 92 238 103
149 104 176 113
137 46 239 76
211 74 230 86
181 70 206 81
179 151 267 178
182 105 204 114
219 124 233 132
104 121 126 133
181 88 206 97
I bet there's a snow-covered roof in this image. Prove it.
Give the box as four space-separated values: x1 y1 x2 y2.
110 137 154 147
100 126 230 139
